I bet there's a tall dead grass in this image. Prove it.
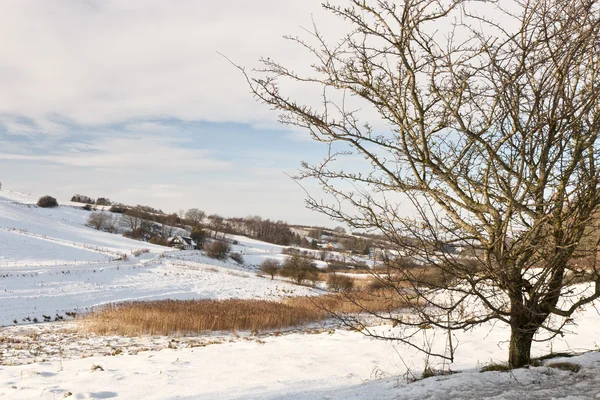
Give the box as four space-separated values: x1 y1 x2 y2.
84 291 412 336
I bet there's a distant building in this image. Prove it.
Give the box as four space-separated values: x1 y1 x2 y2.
168 236 197 250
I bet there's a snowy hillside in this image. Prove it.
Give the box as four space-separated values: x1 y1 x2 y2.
0 190 314 326
1 189 599 399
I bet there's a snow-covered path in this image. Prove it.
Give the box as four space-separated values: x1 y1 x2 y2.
1 322 599 400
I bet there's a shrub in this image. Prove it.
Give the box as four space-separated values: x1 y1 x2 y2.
109 204 126 213
327 274 355 292
230 252 244 264
149 236 168 246
87 212 107 230
259 259 281 280
281 255 319 284
123 230 144 239
37 195 58 208
204 240 231 260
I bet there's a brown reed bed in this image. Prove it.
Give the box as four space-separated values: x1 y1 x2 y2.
83 291 412 336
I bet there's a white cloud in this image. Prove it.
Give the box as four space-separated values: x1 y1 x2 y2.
0 136 232 172
0 0 342 127
0 1 399 227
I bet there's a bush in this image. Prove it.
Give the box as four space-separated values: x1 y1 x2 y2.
327 274 355 292
259 259 281 280
37 195 58 208
109 204 126 213
230 252 244 264
281 255 319 284
149 236 169 246
96 197 112 206
87 212 107 230
123 230 144 239
204 241 231 260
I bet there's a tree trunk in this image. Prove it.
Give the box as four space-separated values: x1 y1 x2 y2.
508 327 535 368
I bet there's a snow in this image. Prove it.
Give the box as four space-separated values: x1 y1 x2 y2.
0 191 316 326
1 318 600 399
0 191 166 260
1 189 600 399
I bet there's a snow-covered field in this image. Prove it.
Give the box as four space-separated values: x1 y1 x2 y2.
1 189 599 399
0 191 315 326
1 310 600 399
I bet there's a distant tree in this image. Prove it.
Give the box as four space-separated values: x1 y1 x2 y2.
185 208 206 227
207 214 225 238
71 194 94 204
87 212 108 230
160 213 179 238
333 226 346 235
190 226 207 248
259 259 281 280
204 240 230 260
37 196 58 208
327 274 354 292
103 214 116 233
281 255 319 284
120 208 150 238
95 197 112 206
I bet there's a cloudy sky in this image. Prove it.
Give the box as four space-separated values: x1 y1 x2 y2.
0 0 358 226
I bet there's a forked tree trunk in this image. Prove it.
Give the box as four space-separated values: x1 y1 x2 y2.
508 326 536 368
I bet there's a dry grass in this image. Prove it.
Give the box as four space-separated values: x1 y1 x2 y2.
287 290 412 315
480 363 511 373
83 291 412 336
314 266 449 291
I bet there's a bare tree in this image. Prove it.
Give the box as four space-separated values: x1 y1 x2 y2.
160 213 179 238
259 259 281 280
185 208 206 227
87 212 108 230
121 209 145 234
243 0 600 367
207 214 225 239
